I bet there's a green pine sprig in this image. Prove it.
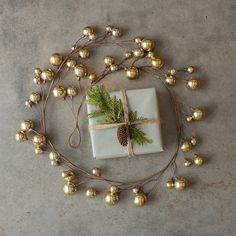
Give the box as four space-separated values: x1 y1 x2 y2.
86 85 153 145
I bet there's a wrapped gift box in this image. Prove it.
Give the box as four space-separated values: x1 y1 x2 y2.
87 87 163 159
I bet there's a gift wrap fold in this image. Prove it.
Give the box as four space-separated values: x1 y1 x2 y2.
87 88 163 159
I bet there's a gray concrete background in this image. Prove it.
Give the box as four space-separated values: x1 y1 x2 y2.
0 0 235 235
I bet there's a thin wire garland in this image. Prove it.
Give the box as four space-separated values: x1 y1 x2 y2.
16 25 206 206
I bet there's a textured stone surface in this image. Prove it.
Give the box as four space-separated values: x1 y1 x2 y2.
0 0 235 235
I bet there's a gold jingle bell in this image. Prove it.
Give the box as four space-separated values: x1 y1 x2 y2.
41 69 55 81
104 56 115 66
183 158 192 167
32 134 46 147
50 53 63 66
29 92 41 104
20 120 34 132
141 39 155 51
34 146 43 155
88 73 97 81
194 154 205 166
105 191 119 205
67 86 78 97
79 48 90 58
86 188 97 198
15 131 28 142
66 59 77 69
83 26 93 36
133 48 144 57
181 141 192 152
165 75 176 85
151 57 164 69
192 108 205 121
174 177 188 190
125 67 139 80
187 79 201 90
53 86 67 98
74 64 87 78
91 167 101 177
166 180 175 189
63 182 78 195
133 193 147 206
111 28 122 37
62 170 76 181
190 137 198 146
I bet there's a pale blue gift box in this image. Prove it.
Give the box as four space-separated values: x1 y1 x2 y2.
87 88 163 159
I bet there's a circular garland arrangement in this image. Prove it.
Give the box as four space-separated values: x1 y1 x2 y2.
16 25 206 206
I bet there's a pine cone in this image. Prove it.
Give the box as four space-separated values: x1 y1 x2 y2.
117 125 128 146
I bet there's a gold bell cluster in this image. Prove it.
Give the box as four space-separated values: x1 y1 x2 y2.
164 66 201 90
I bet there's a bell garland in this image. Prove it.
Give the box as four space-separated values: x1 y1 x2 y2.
15 25 208 207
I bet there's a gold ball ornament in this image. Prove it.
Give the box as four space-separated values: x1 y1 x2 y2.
183 159 192 167
174 177 188 190
33 76 42 85
62 170 75 181
186 116 194 122
141 39 155 51
20 120 34 131
74 64 87 78
190 137 198 146
51 159 60 166
105 192 119 205
66 59 77 69
15 131 28 142
125 67 139 80
91 167 101 177
151 57 164 69
105 25 112 32
49 53 63 66
181 141 192 152
166 180 175 189
63 182 78 195
79 48 90 58
104 56 114 66
110 186 119 193
88 33 96 41
187 79 201 90
110 64 118 72
41 69 55 81
133 193 147 206
34 146 43 155
187 66 195 73
169 69 177 75
33 134 46 147
25 99 32 108
192 108 205 121
34 68 42 76
133 48 144 57
53 86 67 98
147 51 155 59
132 187 140 194
194 155 205 166
88 73 97 81
49 151 60 161
134 37 142 44
67 86 78 97
165 75 176 85
86 188 97 198
111 28 121 37
29 92 41 104
125 51 133 58
83 26 93 36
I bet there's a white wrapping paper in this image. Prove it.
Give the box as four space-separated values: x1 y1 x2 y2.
87 88 163 159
